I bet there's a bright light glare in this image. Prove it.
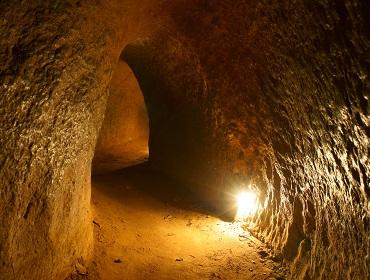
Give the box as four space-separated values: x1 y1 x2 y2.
236 191 259 220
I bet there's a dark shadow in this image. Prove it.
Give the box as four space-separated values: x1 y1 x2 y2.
92 163 235 221
92 40 236 222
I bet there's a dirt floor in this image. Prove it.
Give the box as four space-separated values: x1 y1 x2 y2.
80 165 287 280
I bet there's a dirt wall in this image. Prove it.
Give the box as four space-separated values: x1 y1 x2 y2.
0 1 163 279
124 0 370 279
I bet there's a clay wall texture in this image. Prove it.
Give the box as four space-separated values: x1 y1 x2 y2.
125 1 369 279
0 1 161 278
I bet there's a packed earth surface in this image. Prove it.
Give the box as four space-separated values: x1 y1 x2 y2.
80 165 288 280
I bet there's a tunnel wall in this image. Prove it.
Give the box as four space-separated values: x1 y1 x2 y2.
0 0 167 278
124 0 369 279
0 1 125 279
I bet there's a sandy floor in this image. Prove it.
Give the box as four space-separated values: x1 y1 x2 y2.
84 165 287 280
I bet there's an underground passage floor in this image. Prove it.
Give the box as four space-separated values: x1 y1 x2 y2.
76 165 288 280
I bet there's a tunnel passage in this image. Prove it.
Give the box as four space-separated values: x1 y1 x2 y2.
120 37 239 218
0 1 369 280
92 52 149 174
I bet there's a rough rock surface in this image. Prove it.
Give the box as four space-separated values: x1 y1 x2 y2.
125 0 370 279
0 1 162 279
0 0 369 279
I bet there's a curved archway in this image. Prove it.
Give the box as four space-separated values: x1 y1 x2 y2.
92 51 149 174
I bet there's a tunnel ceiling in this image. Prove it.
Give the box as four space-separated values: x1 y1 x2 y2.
0 0 369 279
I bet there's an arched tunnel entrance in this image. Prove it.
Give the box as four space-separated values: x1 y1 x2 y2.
92 52 149 174
87 44 287 280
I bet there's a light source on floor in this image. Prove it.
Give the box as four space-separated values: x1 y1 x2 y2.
235 191 259 221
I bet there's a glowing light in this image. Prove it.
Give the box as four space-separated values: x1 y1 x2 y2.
235 191 259 220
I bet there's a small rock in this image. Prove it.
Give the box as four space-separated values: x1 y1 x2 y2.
175 258 183 261
258 250 269 258
114 259 122 263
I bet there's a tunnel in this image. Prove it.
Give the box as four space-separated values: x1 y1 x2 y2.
92 49 149 175
0 1 369 280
